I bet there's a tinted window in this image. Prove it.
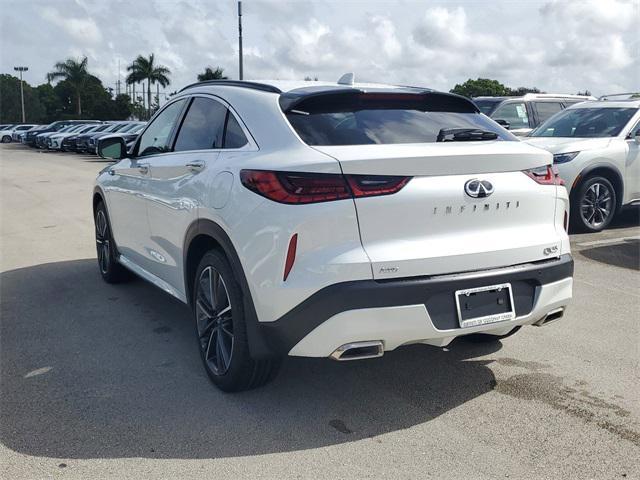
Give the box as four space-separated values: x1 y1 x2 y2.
491 102 530 129
534 102 563 124
530 107 637 138
138 99 186 156
223 112 248 148
286 96 513 146
174 97 227 151
474 99 503 115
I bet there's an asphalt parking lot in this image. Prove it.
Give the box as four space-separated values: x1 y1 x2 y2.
1 143 638 479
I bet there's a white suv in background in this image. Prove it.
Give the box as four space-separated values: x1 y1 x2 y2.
526 97 640 232
94 78 573 391
1 124 38 143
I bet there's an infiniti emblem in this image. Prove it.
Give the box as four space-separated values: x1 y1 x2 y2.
464 179 494 198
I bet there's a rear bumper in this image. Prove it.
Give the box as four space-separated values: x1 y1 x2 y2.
258 254 573 357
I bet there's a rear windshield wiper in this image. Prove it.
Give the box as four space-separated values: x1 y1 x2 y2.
436 128 498 142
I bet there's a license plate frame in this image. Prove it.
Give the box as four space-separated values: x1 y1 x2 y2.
455 283 516 328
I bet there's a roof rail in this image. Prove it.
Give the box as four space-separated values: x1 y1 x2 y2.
179 80 282 94
598 93 640 101
522 93 596 100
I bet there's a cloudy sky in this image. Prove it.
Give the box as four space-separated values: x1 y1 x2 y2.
1 0 638 97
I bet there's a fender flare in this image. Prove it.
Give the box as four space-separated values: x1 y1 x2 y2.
183 219 277 359
572 162 624 209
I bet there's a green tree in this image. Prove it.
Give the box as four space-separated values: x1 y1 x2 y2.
126 54 171 119
0 74 45 123
507 86 542 96
46 56 91 116
450 78 510 98
197 66 228 81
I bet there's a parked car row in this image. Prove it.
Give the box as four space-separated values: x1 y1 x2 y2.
0 124 41 143
8 120 147 154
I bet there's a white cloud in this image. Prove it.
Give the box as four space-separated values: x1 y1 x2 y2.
0 0 637 97
40 7 103 45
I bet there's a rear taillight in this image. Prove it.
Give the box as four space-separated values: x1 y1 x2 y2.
524 165 565 186
240 170 411 204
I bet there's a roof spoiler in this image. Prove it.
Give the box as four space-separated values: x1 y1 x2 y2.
279 89 479 114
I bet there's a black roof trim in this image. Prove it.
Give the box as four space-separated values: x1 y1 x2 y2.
179 80 282 94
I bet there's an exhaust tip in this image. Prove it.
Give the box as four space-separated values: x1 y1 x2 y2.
535 307 565 326
330 341 384 361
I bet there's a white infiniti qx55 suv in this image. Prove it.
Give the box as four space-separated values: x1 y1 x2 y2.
94 77 573 391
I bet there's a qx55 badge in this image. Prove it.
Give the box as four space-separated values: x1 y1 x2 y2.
464 179 494 198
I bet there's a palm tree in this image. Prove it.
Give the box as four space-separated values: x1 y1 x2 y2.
46 56 90 116
197 67 228 82
126 54 171 118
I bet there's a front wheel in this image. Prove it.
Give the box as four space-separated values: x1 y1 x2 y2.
193 250 280 392
2 135 11 143
94 202 130 283
571 176 617 233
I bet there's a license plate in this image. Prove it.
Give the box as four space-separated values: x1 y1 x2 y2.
455 283 516 328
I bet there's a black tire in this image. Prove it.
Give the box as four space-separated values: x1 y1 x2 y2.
192 250 280 392
463 326 521 343
94 202 130 283
570 175 617 233
2 135 11 143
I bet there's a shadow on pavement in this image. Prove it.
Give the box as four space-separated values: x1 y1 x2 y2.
579 238 640 271
1 259 501 459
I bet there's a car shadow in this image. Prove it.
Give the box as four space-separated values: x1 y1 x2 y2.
607 206 640 230
0 259 501 460
579 238 640 271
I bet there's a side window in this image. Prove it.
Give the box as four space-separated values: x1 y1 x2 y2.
534 102 563 124
492 102 529 129
223 112 248 148
174 97 227 152
138 99 186 156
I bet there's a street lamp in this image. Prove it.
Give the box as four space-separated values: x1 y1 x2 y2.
13 66 28 123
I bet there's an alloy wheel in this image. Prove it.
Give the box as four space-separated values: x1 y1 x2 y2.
95 210 111 274
195 266 234 375
580 182 613 229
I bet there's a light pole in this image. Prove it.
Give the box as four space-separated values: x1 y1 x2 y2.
13 66 28 123
238 1 243 80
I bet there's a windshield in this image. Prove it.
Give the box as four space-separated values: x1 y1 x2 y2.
530 107 637 138
285 94 514 145
103 123 126 133
118 123 141 133
473 99 503 115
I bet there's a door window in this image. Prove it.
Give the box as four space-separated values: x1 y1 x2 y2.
534 102 563 124
137 99 186 156
492 102 529 129
174 97 227 151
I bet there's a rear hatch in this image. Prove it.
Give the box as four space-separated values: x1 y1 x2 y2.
284 89 564 279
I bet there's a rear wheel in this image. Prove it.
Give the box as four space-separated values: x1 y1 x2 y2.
193 250 280 392
571 176 616 233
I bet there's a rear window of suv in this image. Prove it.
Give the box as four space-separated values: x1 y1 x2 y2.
284 93 514 145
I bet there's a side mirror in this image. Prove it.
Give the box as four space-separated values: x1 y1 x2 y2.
495 119 511 129
98 136 126 160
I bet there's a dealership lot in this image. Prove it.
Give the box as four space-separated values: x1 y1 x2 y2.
1 144 638 479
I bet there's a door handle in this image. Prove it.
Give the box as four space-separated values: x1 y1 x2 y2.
138 163 149 174
186 160 205 172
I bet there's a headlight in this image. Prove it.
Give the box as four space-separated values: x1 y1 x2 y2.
553 152 579 164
